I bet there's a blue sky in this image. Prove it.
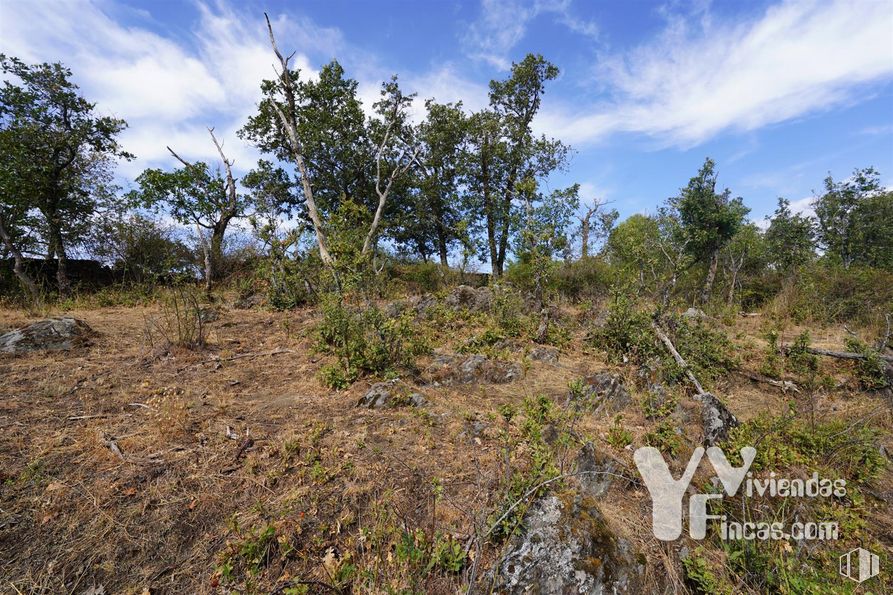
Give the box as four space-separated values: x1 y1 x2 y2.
2 0 892 227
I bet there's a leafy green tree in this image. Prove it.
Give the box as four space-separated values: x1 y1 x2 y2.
466 54 569 276
390 100 469 265
764 197 815 273
0 54 131 294
130 129 246 292
722 223 766 305
512 180 579 309
671 158 749 304
605 214 665 292
242 17 418 285
814 167 892 270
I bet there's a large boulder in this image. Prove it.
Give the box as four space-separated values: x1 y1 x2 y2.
357 380 427 409
575 442 623 498
0 317 94 354
496 491 644 593
444 285 492 312
569 372 632 414
425 352 522 385
697 392 738 445
529 345 559 364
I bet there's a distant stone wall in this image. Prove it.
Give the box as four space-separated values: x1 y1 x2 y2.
1 258 121 293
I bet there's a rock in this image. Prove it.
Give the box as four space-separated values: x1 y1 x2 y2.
425 352 522 385
697 392 738 445
570 372 631 414
683 307 708 320
357 380 427 409
529 345 559 364
575 442 621 498
198 307 219 323
233 293 264 309
0 318 94 354
409 294 437 317
496 492 644 594
386 294 438 319
444 285 492 312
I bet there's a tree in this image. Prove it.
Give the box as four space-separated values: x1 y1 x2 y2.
131 129 245 293
0 54 131 294
671 158 749 304
466 54 569 276
814 167 892 270
722 223 765 305
605 214 665 292
764 197 815 273
241 15 418 287
577 197 618 259
390 100 469 265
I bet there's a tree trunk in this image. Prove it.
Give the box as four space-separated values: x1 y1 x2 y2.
700 250 719 305
726 266 738 306
52 226 70 296
0 211 40 303
481 144 499 277
580 216 590 259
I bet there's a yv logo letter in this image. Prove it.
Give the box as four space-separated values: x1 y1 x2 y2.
634 446 755 540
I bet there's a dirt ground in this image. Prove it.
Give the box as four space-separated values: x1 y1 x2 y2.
0 301 890 594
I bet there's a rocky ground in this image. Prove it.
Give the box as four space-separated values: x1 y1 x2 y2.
0 288 890 594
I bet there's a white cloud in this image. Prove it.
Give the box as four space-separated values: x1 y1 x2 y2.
463 0 599 70
537 0 893 146
0 0 334 176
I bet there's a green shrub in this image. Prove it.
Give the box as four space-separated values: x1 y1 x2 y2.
644 420 682 456
682 550 730 595
590 292 660 364
844 337 890 390
663 317 738 384
315 297 429 388
554 256 613 302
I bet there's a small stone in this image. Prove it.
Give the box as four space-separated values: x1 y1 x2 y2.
529 345 559 364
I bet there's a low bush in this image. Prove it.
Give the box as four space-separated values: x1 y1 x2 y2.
315 296 429 388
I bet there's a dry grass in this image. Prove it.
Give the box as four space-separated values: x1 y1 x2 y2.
0 298 890 594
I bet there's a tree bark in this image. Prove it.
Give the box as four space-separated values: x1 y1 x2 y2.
0 210 40 303
265 14 334 268
51 224 70 296
700 250 719 305
580 216 590 259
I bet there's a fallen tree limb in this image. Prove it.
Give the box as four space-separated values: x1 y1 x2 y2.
795 347 893 363
735 370 800 393
208 348 296 363
652 321 705 395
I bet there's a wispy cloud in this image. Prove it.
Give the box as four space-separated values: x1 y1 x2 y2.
0 0 337 176
537 0 893 147
463 0 599 70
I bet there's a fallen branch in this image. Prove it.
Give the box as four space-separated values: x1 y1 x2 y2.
206 348 296 364
99 432 124 460
795 346 893 363
68 414 107 421
652 321 705 395
735 370 800 393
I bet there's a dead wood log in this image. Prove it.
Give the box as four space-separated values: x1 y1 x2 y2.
652 321 705 395
735 370 800 393
794 347 893 363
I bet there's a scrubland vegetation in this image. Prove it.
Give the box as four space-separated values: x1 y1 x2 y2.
1 19 892 595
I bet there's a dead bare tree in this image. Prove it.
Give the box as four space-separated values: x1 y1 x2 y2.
264 13 334 267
